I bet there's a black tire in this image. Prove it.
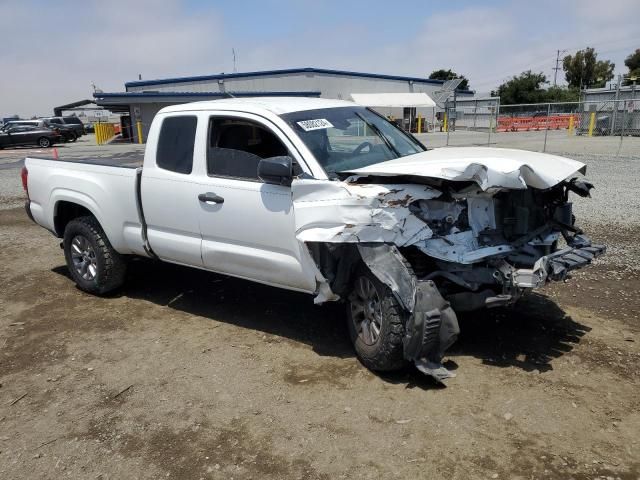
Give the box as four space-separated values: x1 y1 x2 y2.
69 132 77 142
346 265 406 371
63 215 127 295
38 137 51 148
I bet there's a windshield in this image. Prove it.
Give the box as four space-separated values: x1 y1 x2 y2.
281 106 425 175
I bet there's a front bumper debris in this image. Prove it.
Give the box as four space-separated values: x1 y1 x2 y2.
508 242 607 289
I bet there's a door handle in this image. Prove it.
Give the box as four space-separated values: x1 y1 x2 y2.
198 192 224 204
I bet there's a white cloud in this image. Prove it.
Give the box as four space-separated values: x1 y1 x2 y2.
0 0 226 116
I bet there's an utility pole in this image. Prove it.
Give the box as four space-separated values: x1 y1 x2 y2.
553 49 567 87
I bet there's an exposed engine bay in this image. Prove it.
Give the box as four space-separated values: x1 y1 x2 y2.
291 151 606 382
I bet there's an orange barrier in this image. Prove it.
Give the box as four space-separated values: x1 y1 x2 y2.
497 114 579 132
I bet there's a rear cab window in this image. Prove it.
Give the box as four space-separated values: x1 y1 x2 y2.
156 116 198 174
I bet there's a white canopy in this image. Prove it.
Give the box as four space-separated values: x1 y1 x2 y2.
350 92 436 108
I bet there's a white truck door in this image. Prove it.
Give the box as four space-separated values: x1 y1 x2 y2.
196 113 316 292
140 114 204 267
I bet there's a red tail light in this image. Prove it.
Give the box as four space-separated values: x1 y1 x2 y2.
21 166 29 197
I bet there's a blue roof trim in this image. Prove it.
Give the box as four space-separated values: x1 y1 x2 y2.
94 91 322 99
124 67 469 90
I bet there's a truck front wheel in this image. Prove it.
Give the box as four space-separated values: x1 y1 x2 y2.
63 216 127 295
346 267 407 372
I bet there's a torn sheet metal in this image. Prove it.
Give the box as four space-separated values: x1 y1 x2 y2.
415 359 456 384
356 243 417 311
404 280 460 383
356 245 460 382
292 179 440 246
343 147 587 191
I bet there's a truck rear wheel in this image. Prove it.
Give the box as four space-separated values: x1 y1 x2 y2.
346 266 406 371
63 215 127 295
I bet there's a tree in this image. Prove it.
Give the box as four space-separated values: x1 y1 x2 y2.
623 48 640 86
562 48 615 89
496 71 548 104
545 85 580 102
428 69 469 90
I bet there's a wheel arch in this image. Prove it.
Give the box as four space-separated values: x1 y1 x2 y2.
54 200 96 237
51 191 114 246
306 241 417 312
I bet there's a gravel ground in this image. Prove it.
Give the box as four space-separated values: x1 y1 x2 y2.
0 134 638 479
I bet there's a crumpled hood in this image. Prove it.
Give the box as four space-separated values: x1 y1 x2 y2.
343 147 587 191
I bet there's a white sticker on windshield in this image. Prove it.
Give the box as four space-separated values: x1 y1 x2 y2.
296 119 334 131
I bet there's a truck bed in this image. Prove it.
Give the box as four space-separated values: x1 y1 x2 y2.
24 156 146 256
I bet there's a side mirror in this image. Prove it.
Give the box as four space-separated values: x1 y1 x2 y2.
258 156 293 186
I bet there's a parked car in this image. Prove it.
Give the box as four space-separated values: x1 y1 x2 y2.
0 124 61 148
5 119 76 142
22 97 605 382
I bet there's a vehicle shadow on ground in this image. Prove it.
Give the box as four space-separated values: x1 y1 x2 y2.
117 259 353 360
451 293 591 371
53 259 591 389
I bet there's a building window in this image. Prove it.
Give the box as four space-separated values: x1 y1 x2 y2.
156 116 197 174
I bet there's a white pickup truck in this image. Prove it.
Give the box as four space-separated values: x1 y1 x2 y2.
23 97 605 381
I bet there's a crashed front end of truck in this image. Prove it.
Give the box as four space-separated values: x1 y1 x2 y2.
292 153 605 382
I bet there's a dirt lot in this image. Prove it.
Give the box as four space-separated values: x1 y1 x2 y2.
1 142 639 479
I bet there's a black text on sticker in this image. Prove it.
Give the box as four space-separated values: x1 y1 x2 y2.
296 119 334 131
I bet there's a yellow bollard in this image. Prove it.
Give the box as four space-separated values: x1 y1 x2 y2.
96 124 101 145
568 116 574 136
417 114 422 134
588 112 596 137
443 112 448 133
136 121 143 144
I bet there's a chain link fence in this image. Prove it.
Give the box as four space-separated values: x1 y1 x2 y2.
418 98 640 157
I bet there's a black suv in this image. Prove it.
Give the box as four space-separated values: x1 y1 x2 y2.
45 116 85 138
41 119 78 142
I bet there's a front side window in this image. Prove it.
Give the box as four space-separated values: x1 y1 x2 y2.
207 117 289 180
156 116 197 174
281 106 425 175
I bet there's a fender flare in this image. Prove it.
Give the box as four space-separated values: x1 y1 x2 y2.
50 189 111 240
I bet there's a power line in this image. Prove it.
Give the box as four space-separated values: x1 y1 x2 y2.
553 49 568 86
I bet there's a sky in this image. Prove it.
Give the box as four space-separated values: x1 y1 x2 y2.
1 0 639 117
